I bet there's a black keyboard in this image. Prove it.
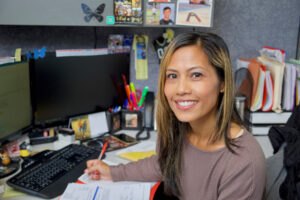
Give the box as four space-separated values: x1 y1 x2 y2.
7 144 101 199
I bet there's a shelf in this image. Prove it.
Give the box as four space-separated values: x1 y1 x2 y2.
250 112 292 125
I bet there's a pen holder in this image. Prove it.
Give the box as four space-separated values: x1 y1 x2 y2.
106 111 121 133
121 110 143 130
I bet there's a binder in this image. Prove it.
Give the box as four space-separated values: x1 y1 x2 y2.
261 70 274 111
257 56 285 113
247 58 262 108
282 63 297 111
250 64 266 112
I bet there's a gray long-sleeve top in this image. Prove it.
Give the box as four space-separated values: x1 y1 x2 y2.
111 130 266 200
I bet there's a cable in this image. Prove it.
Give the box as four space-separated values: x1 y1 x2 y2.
136 128 150 140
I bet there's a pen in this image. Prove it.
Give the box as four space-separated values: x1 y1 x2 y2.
138 86 148 107
98 142 108 160
125 85 133 111
131 92 138 110
130 82 138 101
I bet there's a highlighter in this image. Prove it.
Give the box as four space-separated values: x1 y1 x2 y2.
138 86 148 107
125 85 133 111
130 82 138 101
131 92 138 109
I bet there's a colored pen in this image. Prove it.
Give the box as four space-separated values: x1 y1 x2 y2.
131 92 138 109
138 86 149 107
125 85 133 111
98 142 108 160
130 82 138 101
122 74 128 86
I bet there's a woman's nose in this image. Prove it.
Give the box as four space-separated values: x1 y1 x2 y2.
176 78 191 95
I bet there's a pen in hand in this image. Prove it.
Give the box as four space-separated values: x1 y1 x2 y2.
98 142 108 160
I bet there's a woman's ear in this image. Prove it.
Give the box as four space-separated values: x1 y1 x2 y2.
220 81 225 93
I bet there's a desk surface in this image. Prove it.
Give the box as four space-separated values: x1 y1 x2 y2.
0 130 157 200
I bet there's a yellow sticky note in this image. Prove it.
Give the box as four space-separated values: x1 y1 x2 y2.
14 48 22 62
117 150 156 162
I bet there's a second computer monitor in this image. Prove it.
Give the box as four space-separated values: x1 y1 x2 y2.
31 53 130 126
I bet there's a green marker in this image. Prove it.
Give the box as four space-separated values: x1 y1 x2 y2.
138 86 148 107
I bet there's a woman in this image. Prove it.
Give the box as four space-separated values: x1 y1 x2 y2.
86 32 266 199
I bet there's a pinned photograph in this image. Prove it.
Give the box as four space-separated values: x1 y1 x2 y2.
176 0 213 27
146 3 160 25
159 3 175 25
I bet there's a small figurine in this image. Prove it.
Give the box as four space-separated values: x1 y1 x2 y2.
1 152 11 165
19 142 31 157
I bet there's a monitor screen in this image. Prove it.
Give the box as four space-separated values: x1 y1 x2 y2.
0 62 32 143
31 53 130 126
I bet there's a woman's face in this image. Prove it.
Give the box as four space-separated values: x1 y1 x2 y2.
164 45 223 124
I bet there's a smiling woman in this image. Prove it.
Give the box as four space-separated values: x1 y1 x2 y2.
86 32 266 200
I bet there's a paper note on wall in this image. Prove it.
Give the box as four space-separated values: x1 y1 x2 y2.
133 35 148 80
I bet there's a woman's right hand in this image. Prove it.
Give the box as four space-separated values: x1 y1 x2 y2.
86 159 112 180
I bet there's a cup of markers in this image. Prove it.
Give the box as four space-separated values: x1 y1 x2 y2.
124 83 148 111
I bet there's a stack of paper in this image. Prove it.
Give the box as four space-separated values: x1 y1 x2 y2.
60 182 155 200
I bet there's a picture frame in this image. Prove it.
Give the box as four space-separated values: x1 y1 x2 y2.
121 110 143 130
176 0 214 27
106 111 122 133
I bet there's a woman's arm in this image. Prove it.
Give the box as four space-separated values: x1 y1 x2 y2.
110 154 162 182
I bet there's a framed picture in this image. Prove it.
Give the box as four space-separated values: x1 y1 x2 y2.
146 2 160 25
176 0 214 27
121 110 143 130
159 3 175 25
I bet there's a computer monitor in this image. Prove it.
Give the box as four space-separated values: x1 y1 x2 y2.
31 53 130 126
0 62 32 144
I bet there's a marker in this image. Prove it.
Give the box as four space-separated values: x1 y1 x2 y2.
125 85 133 111
98 142 108 160
130 82 138 101
138 86 148 107
122 74 128 86
131 92 138 110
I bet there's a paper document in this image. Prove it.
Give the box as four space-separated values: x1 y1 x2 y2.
60 182 155 200
56 49 108 57
88 112 109 137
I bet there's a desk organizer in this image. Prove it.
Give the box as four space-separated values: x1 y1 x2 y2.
121 110 143 130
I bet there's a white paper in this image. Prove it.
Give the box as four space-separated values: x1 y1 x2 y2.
0 57 15 65
88 112 109 137
60 182 154 200
116 140 156 155
56 48 108 57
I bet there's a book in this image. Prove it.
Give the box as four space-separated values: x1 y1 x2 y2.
257 56 285 113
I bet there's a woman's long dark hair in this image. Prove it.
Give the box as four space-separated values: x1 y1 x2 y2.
156 32 243 197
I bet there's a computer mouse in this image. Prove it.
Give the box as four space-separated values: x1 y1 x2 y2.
87 139 105 150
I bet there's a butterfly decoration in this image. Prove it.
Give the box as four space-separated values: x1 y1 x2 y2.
81 3 105 23
26 46 46 60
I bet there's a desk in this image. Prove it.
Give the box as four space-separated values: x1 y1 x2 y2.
0 130 157 200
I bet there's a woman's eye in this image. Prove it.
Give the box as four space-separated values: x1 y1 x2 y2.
192 72 202 78
167 74 177 79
